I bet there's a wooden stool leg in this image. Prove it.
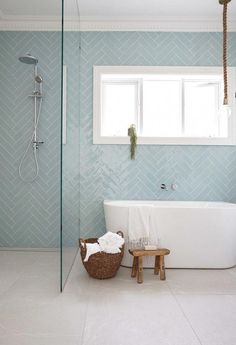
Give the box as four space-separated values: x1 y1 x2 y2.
159 255 166 280
131 257 138 278
137 256 143 284
154 256 160 275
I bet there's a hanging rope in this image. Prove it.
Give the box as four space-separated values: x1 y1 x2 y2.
222 0 228 105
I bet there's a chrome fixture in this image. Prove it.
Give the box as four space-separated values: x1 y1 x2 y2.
19 53 38 65
35 75 43 95
18 53 44 182
161 184 168 191
161 183 178 191
33 140 44 150
171 183 178 191
35 75 43 83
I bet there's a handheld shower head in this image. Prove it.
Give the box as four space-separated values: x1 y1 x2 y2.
35 75 43 95
35 75 43 83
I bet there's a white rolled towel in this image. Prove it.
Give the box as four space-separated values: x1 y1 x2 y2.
98 232 124 254
84 243 101 262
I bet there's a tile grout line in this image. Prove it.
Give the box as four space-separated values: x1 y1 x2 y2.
80 275 92 345
0 271 26 302
166 281 204 345
62 255 91 344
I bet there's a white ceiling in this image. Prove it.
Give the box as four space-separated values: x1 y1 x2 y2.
0 0 236 31
0 0 235 18
0 0 64 16
78 0 236 19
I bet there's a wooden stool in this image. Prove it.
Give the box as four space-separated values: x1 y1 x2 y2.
129 248 170 284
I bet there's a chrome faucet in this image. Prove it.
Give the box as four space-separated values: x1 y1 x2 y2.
161 183 168 191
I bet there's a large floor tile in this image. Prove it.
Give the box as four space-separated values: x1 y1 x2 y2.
0 335 82 345
62 256 91 294
1 251 236 345
82 292 201 345
176 295 236 345
0 252 40 296
0 291 88 338
86 266 172 295
166 268 236 294
0 269 23 297
0 252 88 342
4 271 60 293
0 251 39 266
227 266 236 278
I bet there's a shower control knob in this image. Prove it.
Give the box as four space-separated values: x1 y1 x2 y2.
171 183 178 191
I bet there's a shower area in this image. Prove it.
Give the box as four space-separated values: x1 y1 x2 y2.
0 0 80 290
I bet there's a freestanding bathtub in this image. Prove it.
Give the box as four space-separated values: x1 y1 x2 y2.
104 200 236 269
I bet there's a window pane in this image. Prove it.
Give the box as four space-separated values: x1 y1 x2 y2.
101 82 137 136
184 81 221 137
143 80 182 137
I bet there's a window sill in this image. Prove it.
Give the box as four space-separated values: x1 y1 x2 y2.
93 136 236 146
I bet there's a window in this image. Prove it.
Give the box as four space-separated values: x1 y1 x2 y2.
93 66 236 145
101 81 138 137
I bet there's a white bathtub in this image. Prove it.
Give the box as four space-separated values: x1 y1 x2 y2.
104 200 236 269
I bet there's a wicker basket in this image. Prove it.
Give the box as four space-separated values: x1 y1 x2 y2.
79 231 124 279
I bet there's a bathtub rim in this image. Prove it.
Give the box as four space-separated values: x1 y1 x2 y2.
104 200 236 209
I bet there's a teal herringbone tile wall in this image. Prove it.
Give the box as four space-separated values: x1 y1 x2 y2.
1 31 236 245
62 32 80 247
79 32 236 238
0 32 61 247
0 31 80 247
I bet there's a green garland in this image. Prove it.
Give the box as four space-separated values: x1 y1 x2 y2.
128 125 137 160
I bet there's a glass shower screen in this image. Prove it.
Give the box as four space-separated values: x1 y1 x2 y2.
60 0 81 291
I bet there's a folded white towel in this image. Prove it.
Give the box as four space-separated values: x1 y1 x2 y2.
128 205 153 245
84 243 101 262
98 232 124 254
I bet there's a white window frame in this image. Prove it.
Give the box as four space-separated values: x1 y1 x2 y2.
93 66 236 145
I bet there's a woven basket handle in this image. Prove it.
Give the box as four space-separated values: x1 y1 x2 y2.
116 231 124 238
79 238 87 253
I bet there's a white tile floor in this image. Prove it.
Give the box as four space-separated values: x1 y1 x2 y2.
1 251 236 345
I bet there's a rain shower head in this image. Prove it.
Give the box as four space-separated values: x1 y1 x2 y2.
19 53 38 65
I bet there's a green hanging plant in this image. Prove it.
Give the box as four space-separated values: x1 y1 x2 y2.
128 124 137 160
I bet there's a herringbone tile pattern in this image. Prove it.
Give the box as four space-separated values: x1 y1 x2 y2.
0 31 80 248
0 32 62 247
79 32 236 238
62 32 80 247
1 31 236 245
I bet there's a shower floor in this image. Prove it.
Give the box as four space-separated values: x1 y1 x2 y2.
1 250 236 345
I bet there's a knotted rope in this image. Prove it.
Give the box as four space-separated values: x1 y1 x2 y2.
222 0 229 105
